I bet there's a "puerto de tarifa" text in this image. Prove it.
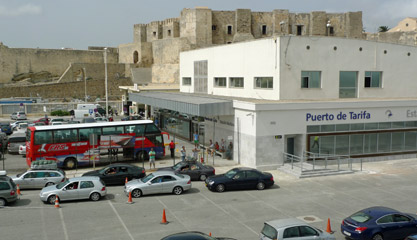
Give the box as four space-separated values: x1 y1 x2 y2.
306 111 371 122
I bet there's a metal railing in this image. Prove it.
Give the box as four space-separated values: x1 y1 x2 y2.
303 151 353 171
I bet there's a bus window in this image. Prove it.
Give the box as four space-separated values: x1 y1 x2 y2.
145 124 160 133
53 129 78 143
26 130 31 142
79 127 101 141
125 125 145 136
34 131 53 145
102 126 124 135
148 135 164 147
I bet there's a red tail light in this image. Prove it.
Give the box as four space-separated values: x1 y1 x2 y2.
101 186 106 191
142 169 145 173
342 220 345 226
10 190 15 196
61 178 65 182
270 176 274 181
213 169 215 174
355 227 367 233
187 180 191 184
8 143 10 148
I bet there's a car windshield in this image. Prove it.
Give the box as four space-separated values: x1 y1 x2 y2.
261 224 277 239
56 180 69 189
172 162 186 171
350 211 372 223
224 169 238 178
141 173 154 183
98 168 107 174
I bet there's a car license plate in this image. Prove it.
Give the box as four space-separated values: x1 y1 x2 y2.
343 230 351 236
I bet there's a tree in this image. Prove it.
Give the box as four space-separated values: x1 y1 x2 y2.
378 26 390 32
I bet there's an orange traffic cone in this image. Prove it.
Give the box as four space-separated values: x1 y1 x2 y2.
16 184 21 195
125 177 128 184
160 209 168 224
127 191 133 204
209 232 212 236
54 196 60 208
326 218 333 233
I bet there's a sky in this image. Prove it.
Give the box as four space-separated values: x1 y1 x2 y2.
0 0 416 50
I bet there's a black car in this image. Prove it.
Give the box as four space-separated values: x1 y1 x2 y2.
161 231 236 240
82 163 145 185
205 167 274 192
158 161 215 181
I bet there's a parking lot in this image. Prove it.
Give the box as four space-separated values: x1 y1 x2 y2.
2 152 417 239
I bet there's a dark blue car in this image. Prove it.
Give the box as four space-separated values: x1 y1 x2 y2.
341 206 417 240
0 122 12 135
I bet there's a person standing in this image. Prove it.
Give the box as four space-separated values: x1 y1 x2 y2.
220 139 226 152
168 140 175 159
149 148 156 169
193 132 199 148
192 147 199 160
180 146 186 161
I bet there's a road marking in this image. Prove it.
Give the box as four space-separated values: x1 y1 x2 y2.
107 200 135 240
58 208 69 240
198 192 258 236
157 197 189 230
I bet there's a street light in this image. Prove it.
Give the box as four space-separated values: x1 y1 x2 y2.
103 47 109 119
83 67 87 103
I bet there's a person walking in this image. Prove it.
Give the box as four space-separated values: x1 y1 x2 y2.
168 140 175 159
149 148 156 169
180 146 186 161
193 132 199 148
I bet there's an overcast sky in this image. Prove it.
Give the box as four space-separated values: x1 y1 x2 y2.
0 0 416 50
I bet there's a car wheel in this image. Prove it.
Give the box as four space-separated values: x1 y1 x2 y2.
173 186 183 195
90 192 101 201
64 157 77 170
199 174 207 181
256 182 265 190
136 151 148 161
0 198 6 207
372 234 383 240
132 189 142 198
45 182 55 187
216 184 225 193
47 195 57 205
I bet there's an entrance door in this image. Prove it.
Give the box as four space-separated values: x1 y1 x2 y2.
287 137 295 155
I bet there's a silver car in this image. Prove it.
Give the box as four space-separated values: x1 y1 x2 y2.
12 169 66 189
40 176 107 204
260 218 335 240
7 133 26 154
11 112 27 120
124 171 191 198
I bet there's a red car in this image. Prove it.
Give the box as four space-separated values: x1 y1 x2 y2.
33 117 50 125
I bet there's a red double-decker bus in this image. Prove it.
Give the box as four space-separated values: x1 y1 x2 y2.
26 120 168 169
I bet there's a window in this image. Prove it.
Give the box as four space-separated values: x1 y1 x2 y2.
297 25 303 36
329 27 334 35
255 77 273 89
102 126 124 135
227 25 233 35
262 25 267 35
79 127 101 141
145 124 160 133
133 51 138 64
34 131 53 145
167 30 171 36
283 226 300 238
214 77 226 87
299 226 319 236
80 181 94 189
339 71 357 98
364 71 382 88
125 125 145 137
301 71 321 88
230 77 244 88
212 25 217 31
246 171 260 178
153 32 156 37
53 129 78 143
261 224 277 239
151 176 163 184
162 176 175 182
377 215 394 224
182 77 191 86
0 182 10 190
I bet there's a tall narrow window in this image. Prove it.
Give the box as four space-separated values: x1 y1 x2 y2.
329 27 334 35
339 71 358 98
297 25 303 36
229 77 244 88
153 32 156 37
133 51 139 64
364 71 382 88
227 25 233 35
301 71 321 88
167 30 171 36
262 25 267 35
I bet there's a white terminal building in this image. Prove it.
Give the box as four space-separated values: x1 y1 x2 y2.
129 36 417 170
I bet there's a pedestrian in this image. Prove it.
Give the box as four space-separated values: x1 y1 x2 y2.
180 146 186 161
312 136 319 148
192 147 199 160
226 142 233 160
215 141 220 152
208 139 215 156
149 148 156 169
220 139 226 152
168 140 175 159
193 131 199 148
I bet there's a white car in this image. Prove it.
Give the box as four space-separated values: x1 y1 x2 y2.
11 121 26 130
18 145 26 155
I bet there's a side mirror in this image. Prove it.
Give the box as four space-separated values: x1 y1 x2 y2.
147 182 152 185
62 188 67 191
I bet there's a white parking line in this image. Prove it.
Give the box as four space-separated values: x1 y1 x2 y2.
58 208 69 240
107 200 135 240
198 193 258 236
157 197 189 230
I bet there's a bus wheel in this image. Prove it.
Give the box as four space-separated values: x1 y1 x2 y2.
136 151 148 161
64 157 77 169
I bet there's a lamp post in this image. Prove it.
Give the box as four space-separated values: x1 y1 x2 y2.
103 47 109 119
83 67 87 102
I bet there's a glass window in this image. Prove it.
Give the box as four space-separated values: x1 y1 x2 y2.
80 181 94 189
391 132 404 151
394 214 411 222
53 129 78 143
405 131 417 150
379 122 391 129
307 126 320 133
335 135 349 155
351 123 364 131
125 125 145 136
377 215 394 224
0 182 10 190
283 226 300 238
405 121 417 128
319 136 335 155
120 167 128 173
233 171 246 180
246 171 260 178
321 125 335 132
214 77 226 87
34 131 53 145
364 133 377 153
339 71 357 98
392 122 405 128
301 71 321 88
162 176 175 182
182 77 191 86
365 123 378 130
336 124 350 132
261 224 277 240
79 128 102 141
299 226 318 236
102 126 124 135
255 77 273 89
350 211 372 223
230 77 244 88
151 176 163 184
364 71 382 88
145 124 160 133
350 134 364 155
378 132 391 152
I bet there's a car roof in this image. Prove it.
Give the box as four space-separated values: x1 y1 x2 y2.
233 167 257 171
151 171 177 176
106 163 140 168
69 176 100 181
357 206 400 218
265 218 310 229
162 231 208 240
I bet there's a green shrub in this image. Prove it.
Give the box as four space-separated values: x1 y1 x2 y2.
51 110 70 116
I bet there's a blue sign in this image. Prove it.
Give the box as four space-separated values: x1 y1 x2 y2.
306 111 371 122
89 109 93 114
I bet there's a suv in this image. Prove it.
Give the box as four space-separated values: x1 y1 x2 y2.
50 118 65 125
12 169 66 189
11 112 27 120
7 133 26 154
0 171 18 207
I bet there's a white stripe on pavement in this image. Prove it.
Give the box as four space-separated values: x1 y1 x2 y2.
107 200 135 240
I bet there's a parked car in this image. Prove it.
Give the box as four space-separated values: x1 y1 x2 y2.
11 121 27 130
341 206 417 239
94 117 108 122
0 171 18 207
33 117 50 126
40 176 107 204
406 235 417 240
124 171 191 198
158 161 215 181
12 169 66 189
162 231 236 240
50 118 65 125
121 115 142 121
82 163 146 185
205 167 274 192
0 122 13 135
18 144 26 155
7 133 26 154
51 122 64 125
81 117 96 123
260 218 335 240
10 112 27 120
